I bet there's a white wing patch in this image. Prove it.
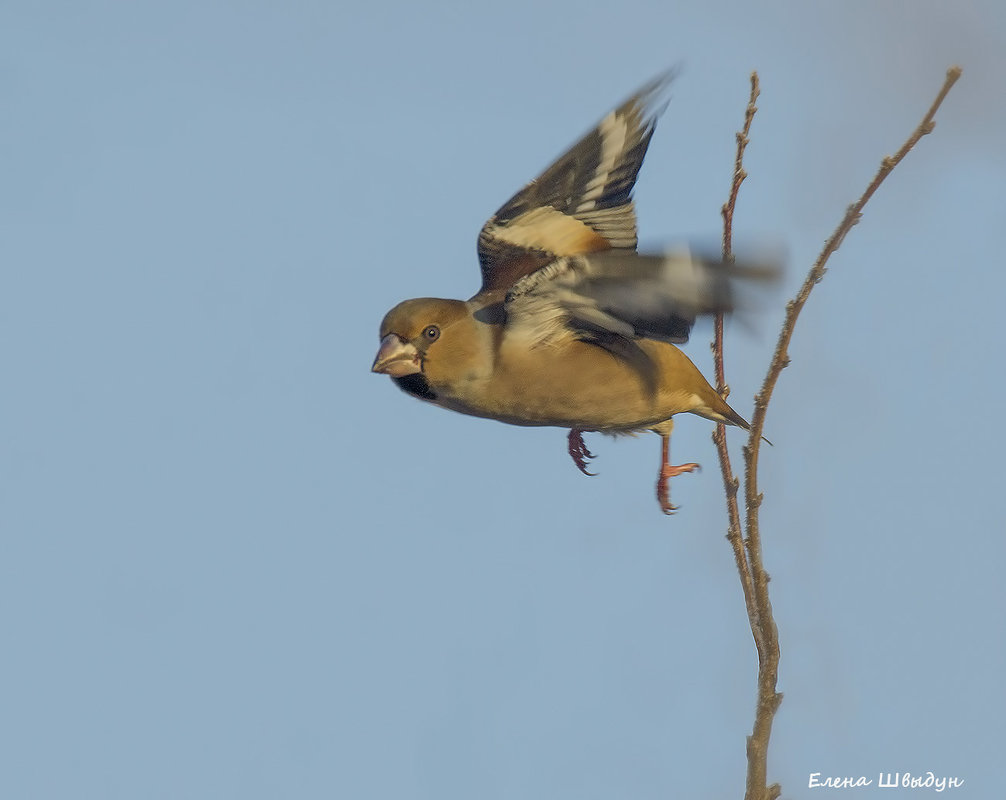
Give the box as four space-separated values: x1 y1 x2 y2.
485 206 608 258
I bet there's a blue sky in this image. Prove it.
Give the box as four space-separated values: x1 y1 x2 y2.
3 1 1004 797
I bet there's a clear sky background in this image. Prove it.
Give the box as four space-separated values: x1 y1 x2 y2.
3 1 1004 798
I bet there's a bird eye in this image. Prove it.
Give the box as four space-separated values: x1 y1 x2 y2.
423 325 440 341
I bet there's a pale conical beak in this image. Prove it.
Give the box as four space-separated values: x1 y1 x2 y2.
371 334 421 377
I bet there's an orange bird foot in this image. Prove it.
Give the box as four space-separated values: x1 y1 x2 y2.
567 429 597 476
656 428 699 514
656 462 699 514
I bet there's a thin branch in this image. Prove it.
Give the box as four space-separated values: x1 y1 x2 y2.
736 65 962 800
744 65 962 455
719 71 759 391
716 69 782 800
715 72 762 659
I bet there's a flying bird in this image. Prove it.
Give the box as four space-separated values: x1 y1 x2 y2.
372 71 777 514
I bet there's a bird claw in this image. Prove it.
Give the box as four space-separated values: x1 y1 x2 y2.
567 429 597 476
656 462 699 515
656 479 678 514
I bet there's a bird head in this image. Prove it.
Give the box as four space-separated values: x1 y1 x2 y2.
371 298 474 400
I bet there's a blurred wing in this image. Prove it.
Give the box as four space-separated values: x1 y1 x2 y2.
476 70 676 295
504 249 781 349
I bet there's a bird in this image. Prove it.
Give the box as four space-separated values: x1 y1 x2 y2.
372 70 777 514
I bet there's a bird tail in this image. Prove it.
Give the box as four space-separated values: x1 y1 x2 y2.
699 400 774 446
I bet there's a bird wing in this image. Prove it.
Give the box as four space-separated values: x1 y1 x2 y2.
504 249 780 349
475 70 676 296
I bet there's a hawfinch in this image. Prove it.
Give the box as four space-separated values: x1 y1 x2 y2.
372 71 776 514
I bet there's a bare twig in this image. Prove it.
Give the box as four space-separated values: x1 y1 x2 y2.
718 72 759 392
718 66 961 800
715 72 762 658
745 65 962 454
716 68 781 800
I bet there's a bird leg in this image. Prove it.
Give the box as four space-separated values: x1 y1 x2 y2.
567 429 597 476
656 431 699 514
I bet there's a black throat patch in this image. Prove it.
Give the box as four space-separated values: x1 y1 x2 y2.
393 373 437 401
